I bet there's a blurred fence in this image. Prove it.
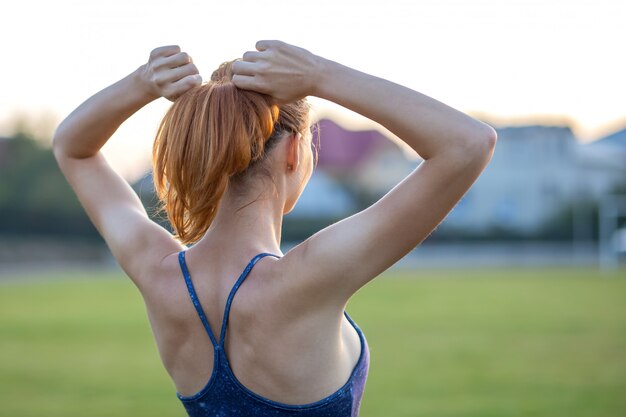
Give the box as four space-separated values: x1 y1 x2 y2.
0 236 112 276
2 237 624 278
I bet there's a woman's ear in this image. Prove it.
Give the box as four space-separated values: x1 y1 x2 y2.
286 133 299 172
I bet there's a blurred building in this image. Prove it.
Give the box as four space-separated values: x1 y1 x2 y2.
442 126 624 235
281 119 420 220
576 128 626 196
288 169 357 218
314 119 419 195
267 120 625 237
443 125 581 234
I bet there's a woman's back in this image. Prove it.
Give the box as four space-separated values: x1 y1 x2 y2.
144 247 369 414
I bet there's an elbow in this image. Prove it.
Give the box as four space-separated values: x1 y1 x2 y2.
468 123 497 162
51 124 63 156
446 123 497 168
51 138 63 162
51 122 71 160
483 124 498 152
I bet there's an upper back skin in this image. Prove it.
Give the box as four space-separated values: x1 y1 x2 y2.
140 247 363 406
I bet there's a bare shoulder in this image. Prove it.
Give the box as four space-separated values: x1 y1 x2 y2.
266 245 350 318
138 250 192 320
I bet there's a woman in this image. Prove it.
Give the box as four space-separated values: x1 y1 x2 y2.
53 40 497 416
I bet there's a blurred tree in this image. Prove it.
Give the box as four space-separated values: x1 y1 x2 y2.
0 131 98 239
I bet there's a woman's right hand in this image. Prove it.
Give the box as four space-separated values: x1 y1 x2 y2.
232 40 322 103
138 45 202 102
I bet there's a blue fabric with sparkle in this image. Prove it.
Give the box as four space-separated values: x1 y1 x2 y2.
177 250 370 417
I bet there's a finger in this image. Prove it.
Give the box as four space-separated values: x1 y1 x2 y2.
242 50 262 62
232 60 257 76
150 45 181 59
164 74 203 101
161 62 199 84
256 39 285 52
255 40 274 51
232 74 266 93
159 52 193 69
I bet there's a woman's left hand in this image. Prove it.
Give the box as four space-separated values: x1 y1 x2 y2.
232 40 320 104
138 45 202 101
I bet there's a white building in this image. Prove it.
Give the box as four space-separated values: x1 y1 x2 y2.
288 170 357 218
443 125 582 234
577 128 626 197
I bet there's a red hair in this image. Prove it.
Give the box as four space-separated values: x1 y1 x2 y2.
152 61 310 245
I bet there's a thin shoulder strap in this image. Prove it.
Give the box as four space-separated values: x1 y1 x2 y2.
178 251 220 348
218 252 281 349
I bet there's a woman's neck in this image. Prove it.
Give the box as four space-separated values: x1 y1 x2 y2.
194 187 285 257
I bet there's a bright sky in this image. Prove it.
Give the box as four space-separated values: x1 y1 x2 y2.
2 0 625 180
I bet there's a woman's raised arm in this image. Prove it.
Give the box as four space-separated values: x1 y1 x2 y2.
52 46 201 289
233 40 497 311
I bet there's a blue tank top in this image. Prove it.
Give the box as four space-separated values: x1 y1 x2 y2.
176 250 370 417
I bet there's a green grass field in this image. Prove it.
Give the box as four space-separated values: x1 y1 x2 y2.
1 267 625 417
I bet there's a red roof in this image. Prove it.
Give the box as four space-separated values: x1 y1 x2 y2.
314 119 391 169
